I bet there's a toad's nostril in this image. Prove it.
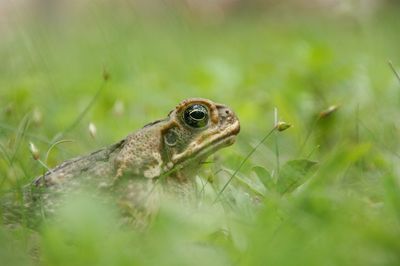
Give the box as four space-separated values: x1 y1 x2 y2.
225 110 230 115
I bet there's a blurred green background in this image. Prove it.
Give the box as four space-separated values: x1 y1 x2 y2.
1 0 400 265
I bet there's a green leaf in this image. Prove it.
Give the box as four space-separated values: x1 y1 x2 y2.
253 166 275 191
276 159 318 195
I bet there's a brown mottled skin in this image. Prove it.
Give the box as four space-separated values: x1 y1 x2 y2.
25 98 240 227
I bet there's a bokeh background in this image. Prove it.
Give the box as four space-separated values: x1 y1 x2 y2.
1 0 400 265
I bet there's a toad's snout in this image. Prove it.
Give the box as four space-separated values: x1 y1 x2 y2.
216 104 240 135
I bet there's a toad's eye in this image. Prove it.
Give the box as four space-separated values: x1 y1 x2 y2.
183 104 209 128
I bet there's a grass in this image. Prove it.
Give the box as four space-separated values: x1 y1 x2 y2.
1 2 400 265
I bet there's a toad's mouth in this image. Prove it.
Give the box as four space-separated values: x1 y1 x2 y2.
170 119 240 167
194 134 237 161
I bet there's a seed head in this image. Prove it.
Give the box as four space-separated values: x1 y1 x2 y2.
32 107 43 125
29 142 40 160
319 105 339 119
113 100 125 116
89 122 97 138
102 67 110 81
276 121 292 132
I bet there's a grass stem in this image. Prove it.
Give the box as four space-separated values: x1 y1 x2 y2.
213 127 277 204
